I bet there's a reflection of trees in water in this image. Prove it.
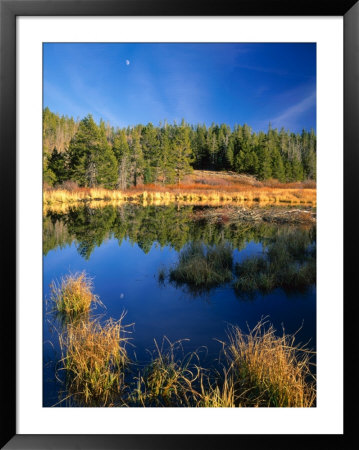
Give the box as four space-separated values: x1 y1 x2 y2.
43 204 313 261
43 215 76 255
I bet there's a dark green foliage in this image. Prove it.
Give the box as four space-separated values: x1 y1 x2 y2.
172 122 193 183
43 108 316 187
113 129 131 189
67 115 118 188
47 148 68 184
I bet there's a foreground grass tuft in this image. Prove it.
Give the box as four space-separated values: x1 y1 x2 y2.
197 369 236 407
58 315 129 406
131 338 201 407
51 272 316 408
50 272 101 319
224 320 316 407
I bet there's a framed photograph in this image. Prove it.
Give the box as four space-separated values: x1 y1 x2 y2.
1 0 356 448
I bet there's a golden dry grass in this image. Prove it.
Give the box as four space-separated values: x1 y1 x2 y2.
224 319 316 407
54 315 316 407
131 338 201 407
58 315 130 406
50 271 316 408
43 170 316 207
197 369 236 407
128 322 315 408
50 272 101 319
44 186 316 207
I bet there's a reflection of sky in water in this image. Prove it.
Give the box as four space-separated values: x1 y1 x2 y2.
43 236 316 406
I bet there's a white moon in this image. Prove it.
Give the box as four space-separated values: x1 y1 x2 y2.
126 60 130 65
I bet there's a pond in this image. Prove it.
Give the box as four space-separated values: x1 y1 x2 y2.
43 204 316 407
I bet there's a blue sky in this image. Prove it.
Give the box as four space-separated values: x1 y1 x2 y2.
43 43 316 133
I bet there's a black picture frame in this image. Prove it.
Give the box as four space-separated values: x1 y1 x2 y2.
1 0 357 448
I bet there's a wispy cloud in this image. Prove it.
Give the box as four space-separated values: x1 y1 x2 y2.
254 85 270 98
158 47 210 123
270 91 316 129
128 70 171 125
66 71 127 126
235 64 288 76
43 81 87 119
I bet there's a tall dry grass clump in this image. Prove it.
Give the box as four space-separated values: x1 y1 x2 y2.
224 320 316 407
197 369 236 407
59 316 129 406
50 272 101 319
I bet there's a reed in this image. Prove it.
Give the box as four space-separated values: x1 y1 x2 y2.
58 315 129 406
50 272 316 408
131 338 201 407
197 369 236 407
50 272 101 319
224 320 316 407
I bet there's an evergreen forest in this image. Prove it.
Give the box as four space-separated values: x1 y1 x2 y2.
43 107 316 189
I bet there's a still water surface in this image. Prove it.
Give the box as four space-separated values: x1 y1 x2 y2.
43 204 316 406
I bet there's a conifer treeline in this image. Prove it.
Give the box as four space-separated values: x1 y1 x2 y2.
43 107 316 188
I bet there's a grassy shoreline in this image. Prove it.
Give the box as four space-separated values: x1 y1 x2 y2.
44 186 316 207
44 171 316 207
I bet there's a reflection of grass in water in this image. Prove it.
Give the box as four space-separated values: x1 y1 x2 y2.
163 228 315 297
234 230 316 295
50 272 102 321
58 315 130 407
158 267 166 285
169 242 233 294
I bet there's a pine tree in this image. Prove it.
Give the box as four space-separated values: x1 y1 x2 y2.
129 128 144 187
44 108 316 187
47 147 68 184
258 147 272 180
113 129 131 189
207 124 218 169
159 126 175 184
141 123 161 183
271 148 286 182
292 156 304 181
68 114 118 188
172 124 193 184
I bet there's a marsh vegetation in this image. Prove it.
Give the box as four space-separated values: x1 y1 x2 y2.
169 242 233 294
51 273 315 408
